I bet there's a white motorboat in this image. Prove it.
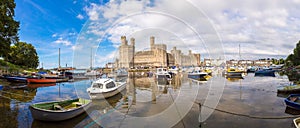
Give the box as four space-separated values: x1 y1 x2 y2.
87 78 126 100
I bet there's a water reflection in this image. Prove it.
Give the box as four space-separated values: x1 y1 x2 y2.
0 69 296 128
285 106 300 115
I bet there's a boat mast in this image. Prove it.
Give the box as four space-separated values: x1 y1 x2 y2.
90 48 93 70
239 44 241 60
58 48 61 69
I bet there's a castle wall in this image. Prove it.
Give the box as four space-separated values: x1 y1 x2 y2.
118 36 200 68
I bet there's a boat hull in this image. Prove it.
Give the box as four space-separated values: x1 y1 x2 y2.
188 74 207 79
284 94 300 110
89 83 126 100
27 78 56 84
254 70 275 77
5 76 27 83
29 98 91 121
294 117 300 128
277 85 300 93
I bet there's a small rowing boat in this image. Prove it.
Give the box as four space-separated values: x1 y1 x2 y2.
29 98 91 121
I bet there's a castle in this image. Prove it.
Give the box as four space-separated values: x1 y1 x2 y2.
116 36 201 68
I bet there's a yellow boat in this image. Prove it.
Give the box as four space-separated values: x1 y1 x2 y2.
226 67 243 78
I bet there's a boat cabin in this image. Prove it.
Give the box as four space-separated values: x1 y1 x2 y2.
90 79 117 90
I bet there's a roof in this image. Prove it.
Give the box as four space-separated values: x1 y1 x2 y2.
93 78 113 84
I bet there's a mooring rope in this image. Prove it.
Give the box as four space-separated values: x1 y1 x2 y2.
194 102 300 119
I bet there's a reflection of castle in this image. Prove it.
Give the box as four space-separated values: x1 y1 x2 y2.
117 36 200 68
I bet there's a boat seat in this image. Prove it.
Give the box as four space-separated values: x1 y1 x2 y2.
53 103 65 110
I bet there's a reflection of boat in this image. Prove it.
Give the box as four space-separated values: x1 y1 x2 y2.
27 78 56 84
226 77 243 82
31 111 88 128
284 94 300 110
29 98 91 121
254 69 275 77
27 83 56 88
285 106 300 115
294 117 300 128
87 78 126 99
277 84 300 93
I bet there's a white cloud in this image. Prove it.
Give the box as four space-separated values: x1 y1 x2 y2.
53 37 72 46
52 33 57 37
76 14 84 20
79 0 300 64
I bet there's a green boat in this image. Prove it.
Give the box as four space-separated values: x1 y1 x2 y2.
29 98 91 121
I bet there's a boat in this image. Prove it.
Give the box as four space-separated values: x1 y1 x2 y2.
204 69 212 76
0 85 3 90
246 66 257 73
284 94 300 110
188 70 208 79
29 98 91 121
254 69 275 77
168 66 179 74
84 70 101 76
269 64 284 71
87 78 126 100
226 67 243 78
277 84 300 93
5 76 27 83
55 77 69 83
294 117 300 128
27 78 56 84
156 68 172 79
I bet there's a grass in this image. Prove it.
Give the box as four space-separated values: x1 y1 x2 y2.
0 60 38 74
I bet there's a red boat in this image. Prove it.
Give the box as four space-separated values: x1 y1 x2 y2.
27 78 56 84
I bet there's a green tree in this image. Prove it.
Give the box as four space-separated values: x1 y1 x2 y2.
8 42 39 68
286 40 300 66
0 0 20 59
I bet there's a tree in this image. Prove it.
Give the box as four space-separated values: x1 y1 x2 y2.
8 42 39 68
0 0 20 59
286 40 300 66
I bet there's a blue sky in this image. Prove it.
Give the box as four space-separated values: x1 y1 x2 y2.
14 0 300 69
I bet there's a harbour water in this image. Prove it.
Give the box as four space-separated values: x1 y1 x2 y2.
0 72 297 128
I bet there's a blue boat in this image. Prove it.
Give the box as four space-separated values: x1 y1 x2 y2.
5 76 28 83
284 94 300 110
0 85 3 90
254 69 275 77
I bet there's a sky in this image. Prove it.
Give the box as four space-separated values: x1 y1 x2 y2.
14 0 300 69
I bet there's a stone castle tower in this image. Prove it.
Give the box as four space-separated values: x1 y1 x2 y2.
118 36 200 68
119 36 135 68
